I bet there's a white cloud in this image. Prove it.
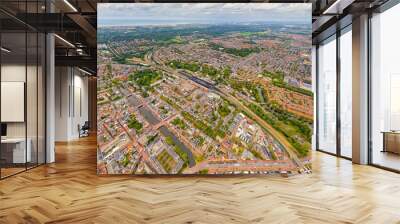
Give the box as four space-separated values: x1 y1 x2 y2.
98 3 311 25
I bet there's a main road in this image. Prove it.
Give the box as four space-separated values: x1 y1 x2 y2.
144 52 306 172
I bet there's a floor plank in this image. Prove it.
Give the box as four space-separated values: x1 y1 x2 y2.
1 136 399 224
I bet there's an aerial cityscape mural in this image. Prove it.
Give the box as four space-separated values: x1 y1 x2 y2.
97 3 313 175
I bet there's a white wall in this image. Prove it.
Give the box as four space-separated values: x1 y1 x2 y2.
1 64 26 138
74 73 89 135
1 63 46 164
55 66 69 141
54 67 89 141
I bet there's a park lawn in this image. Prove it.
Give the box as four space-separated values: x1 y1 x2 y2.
157 150 176 173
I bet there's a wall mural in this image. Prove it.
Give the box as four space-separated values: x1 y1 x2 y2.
97 3 313 175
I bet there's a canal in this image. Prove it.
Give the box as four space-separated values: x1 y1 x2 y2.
138 106 160 125
159 126 196 167
135 104 196 167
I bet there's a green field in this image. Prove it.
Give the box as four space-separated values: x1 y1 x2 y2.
209 43 261 57
156 150 176 173
127 114 143 133
165 136 189 173
128 69 161 87
171 118 188 130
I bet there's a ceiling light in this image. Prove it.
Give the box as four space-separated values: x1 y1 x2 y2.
323 1 341 14
63 0 78 12
76 48 85 55
78 68 93 76
54 34 75 48
1 47 11 53
323 0 355 15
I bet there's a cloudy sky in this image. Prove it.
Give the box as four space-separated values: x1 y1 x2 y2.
98 3 311 26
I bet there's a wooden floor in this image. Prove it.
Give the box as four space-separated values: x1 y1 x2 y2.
0 167 26 178
1 136 400 224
